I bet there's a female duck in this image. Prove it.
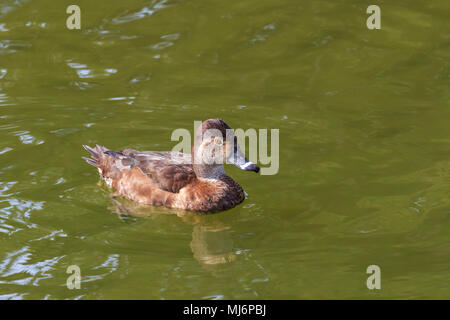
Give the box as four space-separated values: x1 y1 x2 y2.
82 119 259 212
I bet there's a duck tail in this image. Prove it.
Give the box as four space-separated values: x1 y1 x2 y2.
82 144 128 188
82 144 109 168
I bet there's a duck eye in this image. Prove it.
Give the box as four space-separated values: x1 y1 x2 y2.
214 137 223 145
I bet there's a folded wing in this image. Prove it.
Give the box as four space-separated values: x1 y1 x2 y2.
83 145 196 193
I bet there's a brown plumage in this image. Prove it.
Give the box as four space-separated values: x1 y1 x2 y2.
82 119 260 213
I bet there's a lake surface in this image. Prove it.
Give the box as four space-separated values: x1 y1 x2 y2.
0 0 449 299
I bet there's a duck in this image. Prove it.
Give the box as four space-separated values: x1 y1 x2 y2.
82 119 260 212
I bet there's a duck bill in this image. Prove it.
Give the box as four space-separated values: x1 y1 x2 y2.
226 138 260 173
228 151 260 173
237 160 260 173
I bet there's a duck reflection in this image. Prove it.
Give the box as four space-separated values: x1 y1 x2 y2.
107 194 237 276
184 214 237 274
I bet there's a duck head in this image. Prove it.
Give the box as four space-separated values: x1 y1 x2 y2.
192 119 260 179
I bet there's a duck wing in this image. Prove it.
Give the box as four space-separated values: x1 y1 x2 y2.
83 145 195 193
122 149 195 193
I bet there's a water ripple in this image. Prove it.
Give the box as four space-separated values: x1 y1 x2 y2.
0 40 31 55
0 246 64 286
0 147 12 155
110 0 169 25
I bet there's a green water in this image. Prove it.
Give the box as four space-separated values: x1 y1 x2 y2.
0 0 449 299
